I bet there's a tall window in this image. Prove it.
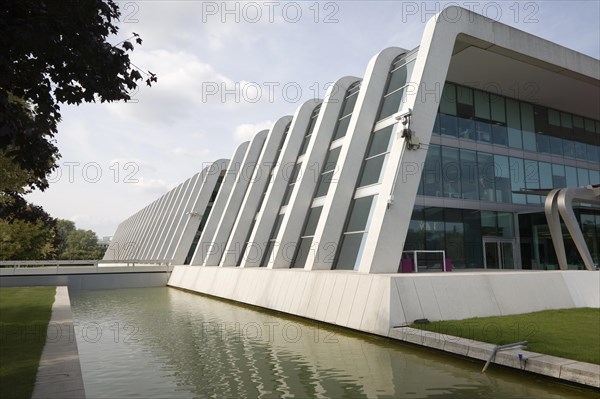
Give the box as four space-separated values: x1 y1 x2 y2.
378 57 416 120
239 123 291 266
333 54 415 270
291 82 362 267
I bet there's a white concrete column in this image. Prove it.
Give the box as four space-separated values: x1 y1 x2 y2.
156 172 204 260
189 141 251 265
171 159 230 264
269 77 361 269
140 184 181 260
130 198 161 260
104 220 125 260
123 206 148 259
122 209 145 259
306 47 407 271
200 130 269 266
119 214 139 260
241 100 322 268
220 116 293 266
137 192 171 261
148 179 193 261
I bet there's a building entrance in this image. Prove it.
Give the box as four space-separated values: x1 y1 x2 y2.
483 238 515 269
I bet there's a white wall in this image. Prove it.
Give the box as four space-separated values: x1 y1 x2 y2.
169 266 600 337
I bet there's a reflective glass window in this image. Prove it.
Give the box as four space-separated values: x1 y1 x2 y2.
463 210 483 268
575 142 587 160
549 136 563 156
440 83 457 115
458 117 475 140
551 164 566 188
478 152 495 202
303 206 323 237
293 237 313 268
539 162 552 189
490 94 506 122
442 147 461 198
492 124 508 146
424 207 445 250
524 160 540 204
456 86 474 117
474 90 490 120
476 121 492 143
578 168 590 187
346 196 375 232
506 99 522 149
333 116 351 140
444 208 465 268
335 233 364 270
460 149 478 200
587 144 599 163
498 213 514 238
440 114 458 137
521 103 536 152
589 169 600 185
536 134 550 154
367 125 393 157
358 156 386 187
565 166 578 188
510 157 526 204
563 140 576 158
423 145 442 196
494 155 511 203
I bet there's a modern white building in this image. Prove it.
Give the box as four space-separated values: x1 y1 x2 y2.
106 7 599 273
106 7 599 332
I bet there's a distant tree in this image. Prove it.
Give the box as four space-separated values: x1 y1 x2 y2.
0 194 58 260
0 219 56 260
55 219 76 256
61 229 104 260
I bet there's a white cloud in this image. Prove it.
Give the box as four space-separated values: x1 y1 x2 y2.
132 177 174 195
233 120 274 143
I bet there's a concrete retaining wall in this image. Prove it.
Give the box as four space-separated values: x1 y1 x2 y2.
0 272 169 290
168 267 600 337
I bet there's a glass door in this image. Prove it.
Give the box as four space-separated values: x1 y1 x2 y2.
483 239 515 269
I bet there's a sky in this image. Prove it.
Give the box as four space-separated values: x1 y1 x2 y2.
25 0 600 238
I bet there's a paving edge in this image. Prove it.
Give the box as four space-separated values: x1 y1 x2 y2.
388 327 600 389
32 286 86 399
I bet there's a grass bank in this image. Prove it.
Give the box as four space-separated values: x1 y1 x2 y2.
411 308 600 365
0 287 56 399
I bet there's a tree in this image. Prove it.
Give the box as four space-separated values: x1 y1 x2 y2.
0 219 56 260
61 229 103 260
1 1 155 260
1 0 156 193
55 219 76 256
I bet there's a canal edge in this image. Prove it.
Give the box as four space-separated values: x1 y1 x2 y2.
389 326 600 389
31 286 86 399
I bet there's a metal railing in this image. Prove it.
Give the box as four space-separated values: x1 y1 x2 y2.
0 260 173 275
401 250 447 272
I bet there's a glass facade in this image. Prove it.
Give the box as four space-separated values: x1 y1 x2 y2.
409 82 600 270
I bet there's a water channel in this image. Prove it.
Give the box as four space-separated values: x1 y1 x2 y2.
69 287 596 398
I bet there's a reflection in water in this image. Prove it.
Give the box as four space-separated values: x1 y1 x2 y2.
70 287 595 398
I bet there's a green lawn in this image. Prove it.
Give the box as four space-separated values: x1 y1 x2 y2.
0 287 56 399
411 308 600 364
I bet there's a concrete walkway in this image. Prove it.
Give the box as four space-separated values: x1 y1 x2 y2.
390 327 600 389
32 286 86 399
